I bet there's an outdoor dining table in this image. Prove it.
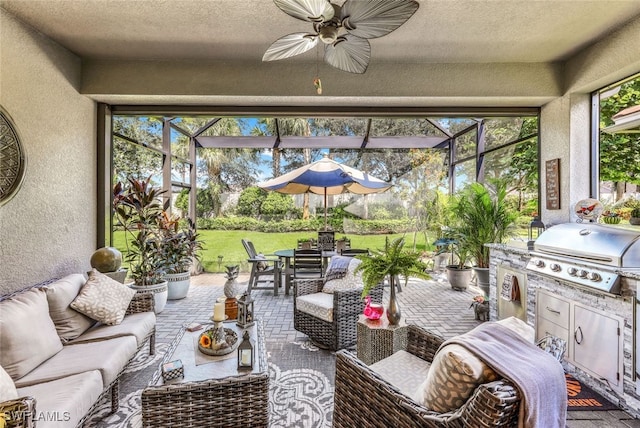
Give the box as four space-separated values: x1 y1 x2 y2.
273 249 336 295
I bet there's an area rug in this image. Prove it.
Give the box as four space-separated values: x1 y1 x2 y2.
86 339 335 428
566 373 619 411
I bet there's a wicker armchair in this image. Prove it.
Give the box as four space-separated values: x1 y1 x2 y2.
293 278 383 350
333 325 522 428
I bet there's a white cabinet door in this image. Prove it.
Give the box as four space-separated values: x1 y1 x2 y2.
572 304 622 391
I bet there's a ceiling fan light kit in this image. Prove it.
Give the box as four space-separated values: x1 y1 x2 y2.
263 0 419 74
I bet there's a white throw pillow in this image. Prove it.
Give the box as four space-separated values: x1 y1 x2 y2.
322 258 364 293
0 365 18 402
71 269 136 325
497 316 535 343
44 274 96 342
0 288 64 379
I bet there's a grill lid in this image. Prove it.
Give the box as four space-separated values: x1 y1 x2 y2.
534 223 640 267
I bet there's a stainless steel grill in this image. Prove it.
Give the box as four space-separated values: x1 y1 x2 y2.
526 223 640 294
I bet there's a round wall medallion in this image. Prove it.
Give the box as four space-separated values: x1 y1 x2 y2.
0 106 27 206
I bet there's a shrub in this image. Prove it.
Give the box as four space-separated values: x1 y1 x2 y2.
236 187 266 217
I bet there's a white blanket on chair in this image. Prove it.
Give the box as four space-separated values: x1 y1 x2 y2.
445 323 567 428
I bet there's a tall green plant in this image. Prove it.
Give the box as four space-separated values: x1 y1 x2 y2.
355 237 431 298
447 180 518 269
113 176 168 286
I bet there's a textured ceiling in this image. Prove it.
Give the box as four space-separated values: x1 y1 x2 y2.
3 0 640 64
3 0 640 108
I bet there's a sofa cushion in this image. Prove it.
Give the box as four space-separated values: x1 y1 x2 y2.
322 258 364 294
16 370 103 428
0 288 64 380
415 343 498 412
68 311 155 348
14 335 137 388
44 274 96 343
369 350 432 398
497 316 535 343
0 365 18 402
296 292 334 322
71 269 136 325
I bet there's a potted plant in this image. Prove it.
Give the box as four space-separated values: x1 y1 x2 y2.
355 237 431 325
446 181 518 295
443 235 474 291
113 176 169 313
159 212 204 300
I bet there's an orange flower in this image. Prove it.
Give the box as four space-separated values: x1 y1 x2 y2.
199 334 211 348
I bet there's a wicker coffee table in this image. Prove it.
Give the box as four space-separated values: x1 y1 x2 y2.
141 320 268 428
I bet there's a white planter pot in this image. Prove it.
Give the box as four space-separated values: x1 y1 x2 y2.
129 281 168 314
473 267 490 297
165 271 191 300
446 266 473 291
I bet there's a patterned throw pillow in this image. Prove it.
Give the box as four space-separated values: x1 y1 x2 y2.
414 344 498 412
322 258 364 293
71 269 136 325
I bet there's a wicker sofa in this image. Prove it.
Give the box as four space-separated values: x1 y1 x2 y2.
0 273 156 428
334 323 566 428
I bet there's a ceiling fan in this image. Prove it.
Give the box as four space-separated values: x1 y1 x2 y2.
262 0 420 74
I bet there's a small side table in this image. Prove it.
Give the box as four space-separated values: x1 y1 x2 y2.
356 315 409 365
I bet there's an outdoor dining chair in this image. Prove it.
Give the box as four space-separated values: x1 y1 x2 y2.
293 249 324 279
241 239 281 296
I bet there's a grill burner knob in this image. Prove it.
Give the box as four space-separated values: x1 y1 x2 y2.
578 270 588 278
567 267 578 276
588 272 602 282
550 263 561 272
534 259 545 268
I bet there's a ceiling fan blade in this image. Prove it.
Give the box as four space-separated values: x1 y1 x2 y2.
324 35 370 74
273 0 335 23
263 33 319 61
340 0 419 39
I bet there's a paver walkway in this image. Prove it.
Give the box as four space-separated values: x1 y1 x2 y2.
154 271 640 427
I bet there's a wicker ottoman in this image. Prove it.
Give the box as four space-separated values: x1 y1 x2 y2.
356 315 409 365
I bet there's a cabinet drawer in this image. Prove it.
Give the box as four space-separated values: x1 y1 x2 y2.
536 317 570 358
537 291 570 329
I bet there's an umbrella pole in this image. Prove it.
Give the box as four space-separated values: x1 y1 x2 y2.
324 188 328 231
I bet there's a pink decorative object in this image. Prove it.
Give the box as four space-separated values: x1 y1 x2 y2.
363 296 384 320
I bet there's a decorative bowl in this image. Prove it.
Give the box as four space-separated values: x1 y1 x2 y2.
198 327 239 356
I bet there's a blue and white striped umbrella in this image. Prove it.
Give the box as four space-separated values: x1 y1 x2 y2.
258 155 392 229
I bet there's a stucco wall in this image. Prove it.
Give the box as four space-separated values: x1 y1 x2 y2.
0 10 96 294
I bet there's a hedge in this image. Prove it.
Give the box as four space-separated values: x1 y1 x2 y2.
196 216 417 234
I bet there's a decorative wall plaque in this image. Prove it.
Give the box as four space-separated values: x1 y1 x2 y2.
0 107 26 206
545 158 560 210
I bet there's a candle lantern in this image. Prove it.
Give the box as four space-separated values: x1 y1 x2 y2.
528 218 546 249
236 292 254 328
237 330 254 370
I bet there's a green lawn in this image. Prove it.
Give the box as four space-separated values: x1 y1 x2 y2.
113 230 434 273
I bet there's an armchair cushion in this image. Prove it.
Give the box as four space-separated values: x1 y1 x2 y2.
296 292 334 322
44 274 96 342
71 269 136 325
369 350 432 397
0 365 18 402
414 343 498 413
0 288 63 380
322 258 364 294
